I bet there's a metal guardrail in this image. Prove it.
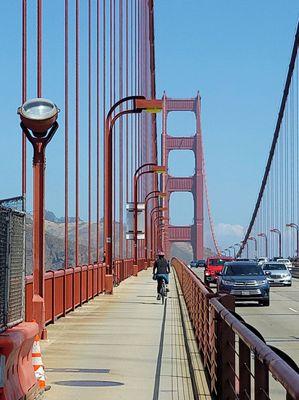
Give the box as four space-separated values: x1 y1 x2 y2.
25 258 142 325
172 257 299 400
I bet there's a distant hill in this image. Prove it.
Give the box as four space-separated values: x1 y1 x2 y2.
170 242 215 264
26 212 109 274
25 211 215 274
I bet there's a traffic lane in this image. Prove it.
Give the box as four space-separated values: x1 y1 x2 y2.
238 279 299 365
192 267 299 364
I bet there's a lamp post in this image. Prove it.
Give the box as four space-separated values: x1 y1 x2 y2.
18 98 59 339
104 96 163 273
133 164 166 275
257 233 268 258
241 240 249 258
286 223 299 257
270 228 282 258
229 245 236 258
153 215 165 253
248 236 257 259
150 207 167 257
144 191 166 263
234 243 240 258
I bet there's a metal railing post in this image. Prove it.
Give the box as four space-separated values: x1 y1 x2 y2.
239 339 251 400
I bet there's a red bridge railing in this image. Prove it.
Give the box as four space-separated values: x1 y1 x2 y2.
172 257 299 400
25 258 145 325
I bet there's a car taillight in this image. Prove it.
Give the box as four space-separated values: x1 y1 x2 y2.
205 271 210 276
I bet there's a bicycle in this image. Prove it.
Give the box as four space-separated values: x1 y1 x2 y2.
159 278 167 305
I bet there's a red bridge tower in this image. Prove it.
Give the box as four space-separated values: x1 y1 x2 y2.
161 94 204 259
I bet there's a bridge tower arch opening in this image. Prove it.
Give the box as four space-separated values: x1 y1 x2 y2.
161 94 204 260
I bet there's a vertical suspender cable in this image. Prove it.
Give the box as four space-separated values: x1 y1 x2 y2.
102 0 106 260
75 0 80 268
64 0 69 315
134 0 137 173
113 0 116 259
237 23 299 258
96 0 100 263
130 0 136 256
64 0 69 270
37 0 42 97
109 0 113 259
125 0 129 258
88 0 92 265
119 0 124 259
22 0 27 211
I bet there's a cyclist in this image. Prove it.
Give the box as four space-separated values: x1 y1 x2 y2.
153 251 170 300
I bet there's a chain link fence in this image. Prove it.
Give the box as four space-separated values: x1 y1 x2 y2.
0 197 25 333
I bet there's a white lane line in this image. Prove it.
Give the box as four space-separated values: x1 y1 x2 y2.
289 307 298 313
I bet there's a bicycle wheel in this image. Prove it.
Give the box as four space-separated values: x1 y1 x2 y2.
160 281 166 305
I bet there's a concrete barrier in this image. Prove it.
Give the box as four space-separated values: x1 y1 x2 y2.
0 322 39 400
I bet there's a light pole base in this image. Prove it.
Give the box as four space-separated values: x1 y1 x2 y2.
32 294 47 339
105 275 113 294
133 264 139 276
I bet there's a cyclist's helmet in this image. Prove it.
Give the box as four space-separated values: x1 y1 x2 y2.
157 250 165 256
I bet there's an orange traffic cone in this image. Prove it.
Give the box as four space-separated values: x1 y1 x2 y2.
32 334 46 390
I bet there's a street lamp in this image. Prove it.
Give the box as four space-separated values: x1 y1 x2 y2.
150 207 167 258
234 243 240 258
270 228 282 258
104 96 163 272
286 223 299 258
257 233 268 258
18 98 59 339
133 164 166 275
144 191 166 263
248 236 257 259
225 248 231 257
229 246 236 258
241 240 249 258
153 215 166 253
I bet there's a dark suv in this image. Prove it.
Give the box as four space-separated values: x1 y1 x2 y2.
217 261 270 306
190 259 206 268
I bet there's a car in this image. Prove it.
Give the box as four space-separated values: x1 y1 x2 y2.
217 261 270 306
204 256 233 285
262 262 292 286
190 259 206 268
276 258 293 271
258 257 269 265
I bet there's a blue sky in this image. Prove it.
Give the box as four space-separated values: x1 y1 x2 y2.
154 1 299 249
0 1 298 251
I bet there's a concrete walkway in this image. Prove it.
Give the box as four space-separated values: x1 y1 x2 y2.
41 268 211 400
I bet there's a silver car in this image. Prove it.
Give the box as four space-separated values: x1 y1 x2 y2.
262 262 292 286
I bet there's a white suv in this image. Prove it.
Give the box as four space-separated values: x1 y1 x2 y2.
276 258 293 271
258 257 269 265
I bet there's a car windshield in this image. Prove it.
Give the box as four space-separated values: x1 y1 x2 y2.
263 263 287 271
224 264 263 276
209 259 226 266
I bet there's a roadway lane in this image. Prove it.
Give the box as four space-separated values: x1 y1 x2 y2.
192 267 299 365
237 279 299 365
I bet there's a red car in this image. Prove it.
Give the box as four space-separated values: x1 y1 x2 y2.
204 256 233 286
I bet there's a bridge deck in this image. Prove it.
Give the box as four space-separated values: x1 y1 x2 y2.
41 268 211 400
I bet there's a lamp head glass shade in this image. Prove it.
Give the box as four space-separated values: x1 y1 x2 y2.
18 98 59 135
